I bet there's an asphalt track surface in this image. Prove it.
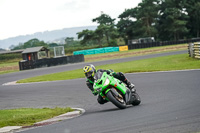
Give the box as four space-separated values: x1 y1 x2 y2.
1 50 200 133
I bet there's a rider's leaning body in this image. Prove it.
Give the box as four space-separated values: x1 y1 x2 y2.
83 64 135 104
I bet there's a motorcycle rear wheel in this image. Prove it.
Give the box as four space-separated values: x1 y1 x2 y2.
106 91 126 109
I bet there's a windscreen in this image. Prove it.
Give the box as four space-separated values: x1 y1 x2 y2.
94 71 103 80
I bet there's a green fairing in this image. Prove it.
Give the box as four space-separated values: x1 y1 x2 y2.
105 89 110 94
93 72 127 101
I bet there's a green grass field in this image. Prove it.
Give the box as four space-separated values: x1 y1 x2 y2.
0 59 20 74
0 44 187 75
17 54 200 83
0 107 74 128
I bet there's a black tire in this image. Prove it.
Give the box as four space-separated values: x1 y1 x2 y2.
132 92 141 106
106 91 126 109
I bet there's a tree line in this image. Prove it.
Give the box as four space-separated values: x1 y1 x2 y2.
11 0 200 50
78 0 200 46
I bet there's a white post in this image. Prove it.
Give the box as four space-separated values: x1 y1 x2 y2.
54 47 57 58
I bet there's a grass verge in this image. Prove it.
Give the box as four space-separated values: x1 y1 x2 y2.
0 107 74 128
0 59 20 74
17 54 200 83
0 44 187 75
85 44 187 62
0 70 18 75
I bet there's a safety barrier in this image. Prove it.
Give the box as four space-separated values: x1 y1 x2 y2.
19 54 84 70
119 46 128 51
73 47 119 55
73 38 200 56
128 38 200 50
188 42 200 59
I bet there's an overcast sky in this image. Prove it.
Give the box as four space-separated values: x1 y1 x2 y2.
0 0 141 40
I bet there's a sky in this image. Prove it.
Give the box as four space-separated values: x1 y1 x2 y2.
0 0 141 40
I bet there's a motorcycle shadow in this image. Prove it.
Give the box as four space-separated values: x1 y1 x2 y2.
86 104 135 115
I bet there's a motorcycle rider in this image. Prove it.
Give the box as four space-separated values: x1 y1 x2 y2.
83 64 135 104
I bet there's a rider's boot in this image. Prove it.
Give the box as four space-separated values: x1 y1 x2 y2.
117 72 136 93
124 78 136 93
97 95 108 104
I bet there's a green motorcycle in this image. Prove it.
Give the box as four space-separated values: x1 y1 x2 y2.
93 71 141 109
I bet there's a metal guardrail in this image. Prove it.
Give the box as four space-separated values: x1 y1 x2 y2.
188 42 200 59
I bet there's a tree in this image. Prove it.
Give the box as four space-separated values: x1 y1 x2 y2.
96 24 118 45
117 0 159 43
9 45 16 50
48 43 58 47
93 13 118 45
11 38 48 50
65 37 74 46
117 8 138 43
11 43 24 50
78 13 118 46
136 0 159 37
77 0 198 44
93 26 104 47
23 38 48 48
92 13 115 25
77 29 94 45
185 0 200 38
157 0 189 40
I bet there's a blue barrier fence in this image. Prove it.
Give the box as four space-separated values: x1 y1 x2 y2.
73 47 119 55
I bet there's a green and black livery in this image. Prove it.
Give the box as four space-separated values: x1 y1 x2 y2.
93 71 141 109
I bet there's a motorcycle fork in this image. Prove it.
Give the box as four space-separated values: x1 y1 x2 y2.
104 86 124 102
110 88 124 103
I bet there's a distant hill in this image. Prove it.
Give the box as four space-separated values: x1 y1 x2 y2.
0 26 97 49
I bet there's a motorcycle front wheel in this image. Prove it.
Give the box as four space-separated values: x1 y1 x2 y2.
106 91 126 109
131 92 141 106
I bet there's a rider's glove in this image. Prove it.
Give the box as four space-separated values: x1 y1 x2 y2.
110 72 115 76
106 69 114 76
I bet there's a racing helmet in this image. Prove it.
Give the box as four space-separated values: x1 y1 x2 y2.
83 64 96 78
